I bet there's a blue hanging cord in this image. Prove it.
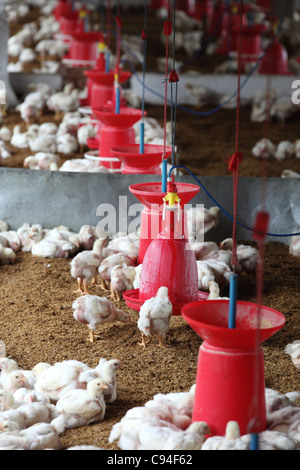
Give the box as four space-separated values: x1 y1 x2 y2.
121 0 292 117
168 164 300 238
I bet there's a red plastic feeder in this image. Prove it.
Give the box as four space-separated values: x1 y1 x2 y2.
129 181 199 263
91 107 143 171
110 144 172 175
215 5 250 56
54 0 72 20
230 24 268 72
136 224 199 316
84 70 131 113
258 38 291 75
58 11 84 40
186 0 213 25
182 300 286 436
63 32 105 68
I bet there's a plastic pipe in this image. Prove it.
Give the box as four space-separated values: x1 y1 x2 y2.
161 158 168 192
228 273 238 328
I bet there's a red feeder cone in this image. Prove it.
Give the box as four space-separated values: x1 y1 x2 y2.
91 107 143 172
129 181 199 263
63 32 105 68
57 11 84 42
54 0 72 21
182 300 286 436
230 24 268 73
110 144 172 175
186 0 213 26
138 221 199 316
259 38 291 75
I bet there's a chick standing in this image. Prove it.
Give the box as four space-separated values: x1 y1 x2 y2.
137 286 173 348
70 237 107 295
72 295 131 343
284 341 300 371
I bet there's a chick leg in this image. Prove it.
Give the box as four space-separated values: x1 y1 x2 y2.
88 326 95 343
83 279 90 295
108 286 116 301
138 332 147 348
73 278 84 295
98 278 109 291
158 333 165 348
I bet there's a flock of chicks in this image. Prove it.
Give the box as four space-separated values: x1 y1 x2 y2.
0 355 123 450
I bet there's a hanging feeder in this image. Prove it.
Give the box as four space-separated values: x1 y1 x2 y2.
182 300 285 436
124 178 205 315
89 107 143 172
258 38 291 75
230 23 268 73
215 3 250 56
62 32 105 68
186 0 213 26
56 11 84 43
110 144 173 175
53 0 72 21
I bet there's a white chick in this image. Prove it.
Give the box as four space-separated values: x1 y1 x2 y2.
202 421 247 450
289 236 300 257
207 280 229 300
0 231 21 253
56 133 78 154
265 388 300 415
271 96 298 124
137 286 173 348
0 244 16 265
19 48 36 63
34 359 95 403
133 263 142 289
0 358 19 387
77 123 96 152
38 122 58 136
284 341 300 370
0 141 11 160
0 420 20 432
281 169 300 178
109 264 136 302
2 371 31 394
72 295 131 343
240 430 300 450
0 390 16 412
59 158 109 173
31 230 78 258
189 241 218 260
185 83 220 107
98 252 137 291
0 401 58 431
103 233 140 258
10 125 29 148
186 206 220 240
78 225 98 250
20 422 62 450
220 238 259 274
51 378 108 434
95 358 122 404
70 238 107 295
0 127 12 142
251 138 276 158
28 133 57 153
24 152 60 171
274 141 295 160
196 260 215 290
0 221 8 232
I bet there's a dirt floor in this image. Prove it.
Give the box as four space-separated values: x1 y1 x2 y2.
0 241 299 450
0 4 299 451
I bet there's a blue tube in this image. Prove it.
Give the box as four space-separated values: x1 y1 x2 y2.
115 87 120 114
162 159 168 193
228 273 238 329
250 433 259 450
105 53 110 73
139 121 145 154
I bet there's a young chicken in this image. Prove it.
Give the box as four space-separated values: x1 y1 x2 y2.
78 225 98 251
51 378 108 433
220 238 259 274
137 286 173 348
98 253 137 291
0 244 16 265
72 295 131 343
289 236 300 257
70 238 107 295
34 359 95 403
109 264 136 302
95 358 122 404
284 341 300 370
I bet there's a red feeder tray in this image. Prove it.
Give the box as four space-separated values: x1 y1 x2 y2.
129 182 200 263
91 107 143 171
110 144 173 175
182 300 286 436
63 32 105 68
230 24 268 71
123 289 208 312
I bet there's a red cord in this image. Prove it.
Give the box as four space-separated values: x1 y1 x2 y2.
163 1 171 160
